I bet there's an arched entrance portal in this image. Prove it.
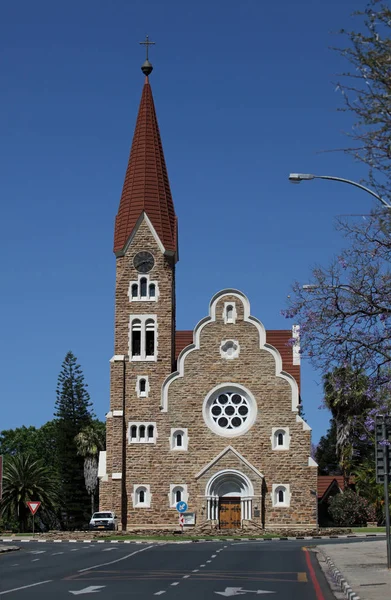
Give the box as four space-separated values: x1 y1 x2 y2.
205 470 254 529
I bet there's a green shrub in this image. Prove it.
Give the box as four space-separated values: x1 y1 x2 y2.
328 490 377 526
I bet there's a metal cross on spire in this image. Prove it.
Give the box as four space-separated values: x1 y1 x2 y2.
139 35 155 61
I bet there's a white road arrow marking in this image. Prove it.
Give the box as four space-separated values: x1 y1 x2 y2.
69 586 106 595
215 588 276 597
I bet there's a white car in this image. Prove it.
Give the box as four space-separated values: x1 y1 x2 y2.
89 511 118 531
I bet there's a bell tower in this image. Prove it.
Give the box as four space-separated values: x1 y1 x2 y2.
100 40 178 527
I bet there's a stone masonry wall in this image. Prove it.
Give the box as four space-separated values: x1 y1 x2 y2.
99 225 317 529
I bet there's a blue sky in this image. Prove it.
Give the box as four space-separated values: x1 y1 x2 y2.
1 0 374 443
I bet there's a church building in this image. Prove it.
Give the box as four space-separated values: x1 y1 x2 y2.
98 53 318 531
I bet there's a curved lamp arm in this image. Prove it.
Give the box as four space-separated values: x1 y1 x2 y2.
288 173 391 209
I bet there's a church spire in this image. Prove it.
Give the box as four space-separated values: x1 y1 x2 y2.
114 42 177 258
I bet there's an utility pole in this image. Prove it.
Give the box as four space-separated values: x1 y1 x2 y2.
375 416 391 569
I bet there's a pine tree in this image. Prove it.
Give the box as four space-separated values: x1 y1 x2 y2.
55 351 93 530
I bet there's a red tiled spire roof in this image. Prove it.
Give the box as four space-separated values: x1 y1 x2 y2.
114 76 177 256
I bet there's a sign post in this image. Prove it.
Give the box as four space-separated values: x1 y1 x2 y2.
375 416 391 570
0 455 3 501
27 501 41 536
176 501 188 534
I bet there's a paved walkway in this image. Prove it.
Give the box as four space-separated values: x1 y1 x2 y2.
319 540 391 600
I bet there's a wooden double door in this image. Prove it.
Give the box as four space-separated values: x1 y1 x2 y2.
219 497 241 529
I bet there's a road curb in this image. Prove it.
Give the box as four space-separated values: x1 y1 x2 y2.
319 549 360 600
0 533 385 544
0 545 20 553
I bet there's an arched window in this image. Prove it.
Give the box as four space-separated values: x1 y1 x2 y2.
272 428 290 450
273 485 290 507
134 485 150 508
140 277 147 298
170 428 188 451
140 378 146 393
145 319 155 356
170 485 187 508
129 422 156 444
226 305 233 321
129 277 158 302
131 319 142 357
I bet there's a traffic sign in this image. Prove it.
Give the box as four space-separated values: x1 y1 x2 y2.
176 501 188 513
27 501 41 515
375 416 391 483
179 515 185 526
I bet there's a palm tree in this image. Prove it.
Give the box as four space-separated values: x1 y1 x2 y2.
0 454 59 532
323 367 371 486
75 422 105 515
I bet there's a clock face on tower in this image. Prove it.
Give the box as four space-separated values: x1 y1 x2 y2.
133 251 155 273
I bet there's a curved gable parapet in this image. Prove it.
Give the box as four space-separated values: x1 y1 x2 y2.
160 289 299 412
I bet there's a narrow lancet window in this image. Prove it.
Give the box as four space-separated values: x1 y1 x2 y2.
131 319 142 356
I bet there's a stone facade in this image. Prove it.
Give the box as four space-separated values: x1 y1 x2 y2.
99 218 318 530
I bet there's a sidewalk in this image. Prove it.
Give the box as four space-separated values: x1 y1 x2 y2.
318 540 391 600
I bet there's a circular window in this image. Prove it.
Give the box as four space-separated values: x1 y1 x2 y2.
203 384 257 438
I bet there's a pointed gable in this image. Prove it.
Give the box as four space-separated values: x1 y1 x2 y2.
114 76 177 257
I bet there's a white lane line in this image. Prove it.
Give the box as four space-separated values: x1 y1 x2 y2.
200 564 206 568
29 550 46 555
207 560 212 563
0 580 52 596
192 569 199 573
78 544 155 572
70 549 79 552
53 540 62 543
211 554 217 557
182 575 190 579
10 564 19 567
102 548 116 552
52 552 64 555
154 592 166 596
83 540 92 543
31 559 40 562
171 582 179 586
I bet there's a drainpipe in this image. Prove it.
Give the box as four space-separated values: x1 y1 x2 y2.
121 356 128 532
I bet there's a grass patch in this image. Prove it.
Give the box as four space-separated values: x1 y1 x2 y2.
0 533 36 537
351 527 386 533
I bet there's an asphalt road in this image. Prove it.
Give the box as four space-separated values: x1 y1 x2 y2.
0 538 379 599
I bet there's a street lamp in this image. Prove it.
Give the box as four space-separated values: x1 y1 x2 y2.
288 173 391 209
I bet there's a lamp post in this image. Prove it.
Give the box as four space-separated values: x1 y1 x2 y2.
291 175 391 568
288 173 391 209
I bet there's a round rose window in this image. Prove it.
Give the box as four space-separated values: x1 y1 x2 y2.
210 392 249 430
203 384 257 438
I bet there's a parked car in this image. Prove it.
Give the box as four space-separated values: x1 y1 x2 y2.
89 511 118 531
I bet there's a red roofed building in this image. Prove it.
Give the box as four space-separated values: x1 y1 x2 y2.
99 55 317 531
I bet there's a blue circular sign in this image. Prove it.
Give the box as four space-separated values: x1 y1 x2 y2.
176 501 188 513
